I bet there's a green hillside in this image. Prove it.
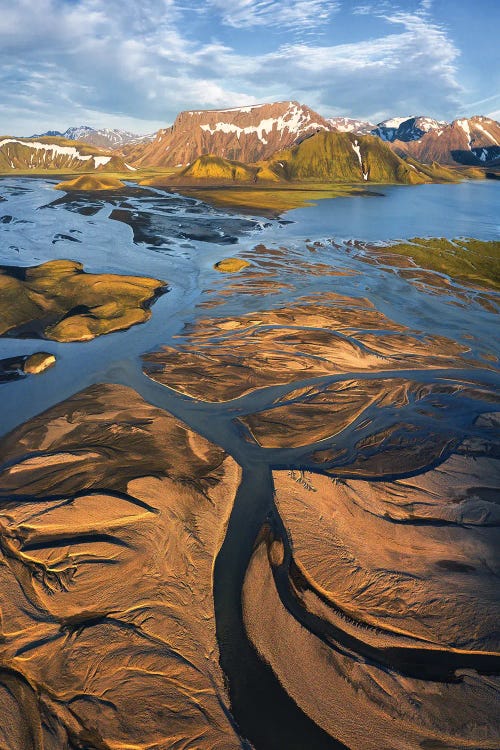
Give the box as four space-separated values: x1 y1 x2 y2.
267 131 436 184
171 154 280 183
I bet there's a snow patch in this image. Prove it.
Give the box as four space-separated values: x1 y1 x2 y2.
378 117 411 129
456 119 472 148
93 156 111 168
474 122 498 146
0 138 94 162
199 103 327 144
351 140 368 180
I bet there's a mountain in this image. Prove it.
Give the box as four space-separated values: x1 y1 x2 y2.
265 131 442 184
372 116 446 142
31 126 154 150
391 116 500 165
30 129 65 138
328 117 374 135
0 136 133 172
127 101 333 167
144 132 459 187
371 117 413 141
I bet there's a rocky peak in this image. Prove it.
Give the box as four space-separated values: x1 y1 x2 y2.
328 117 374 135
372 116 447 142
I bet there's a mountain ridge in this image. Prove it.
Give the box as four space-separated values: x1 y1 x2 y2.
0 136 133 172
28 105 500 169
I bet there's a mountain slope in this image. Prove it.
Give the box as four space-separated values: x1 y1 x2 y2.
178 154 279 182
0 136 132 172
141 154 281 188
128 101 333 167
266 131 434 184
391 116 500 165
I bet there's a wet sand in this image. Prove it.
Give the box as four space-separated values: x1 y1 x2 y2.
0 384 246 749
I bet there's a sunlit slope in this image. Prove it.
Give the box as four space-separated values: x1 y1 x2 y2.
181 155 280 182
0 136 131 172
268 132 442 183
55 175 126 191
181 155 259 181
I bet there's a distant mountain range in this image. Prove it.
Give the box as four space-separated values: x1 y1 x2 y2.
371 116 447 142
5 102 499 176
389 116 500 166
334 114 500 165
327 117 374 135
30 126 154 151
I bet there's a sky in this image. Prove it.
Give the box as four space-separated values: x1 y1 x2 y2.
0 0 498 135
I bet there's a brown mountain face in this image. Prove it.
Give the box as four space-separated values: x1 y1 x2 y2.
392 116 500 165
127 101 332 167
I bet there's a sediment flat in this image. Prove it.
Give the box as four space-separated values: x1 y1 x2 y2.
0 383 244 749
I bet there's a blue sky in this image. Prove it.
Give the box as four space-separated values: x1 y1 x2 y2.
0 0 498 135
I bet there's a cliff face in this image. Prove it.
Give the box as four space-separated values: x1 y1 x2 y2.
128 101 332 167
392 116 500 165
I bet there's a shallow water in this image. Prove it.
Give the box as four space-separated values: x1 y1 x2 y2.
0 177 499 749
0 178 498 436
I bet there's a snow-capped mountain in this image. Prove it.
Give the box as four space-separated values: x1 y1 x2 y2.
391 116 500 165
31 126 154 150
328 114 442 141
371 117 413 141
386 116 447 142
370 116 446 142
127 101 333 167
28 106 499 170
328 117 374 135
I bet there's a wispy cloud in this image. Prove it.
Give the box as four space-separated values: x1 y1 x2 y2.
236 4 463 122
207 0 339 30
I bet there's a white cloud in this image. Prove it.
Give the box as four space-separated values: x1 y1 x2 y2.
207 0 339 29
0 0 470 135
